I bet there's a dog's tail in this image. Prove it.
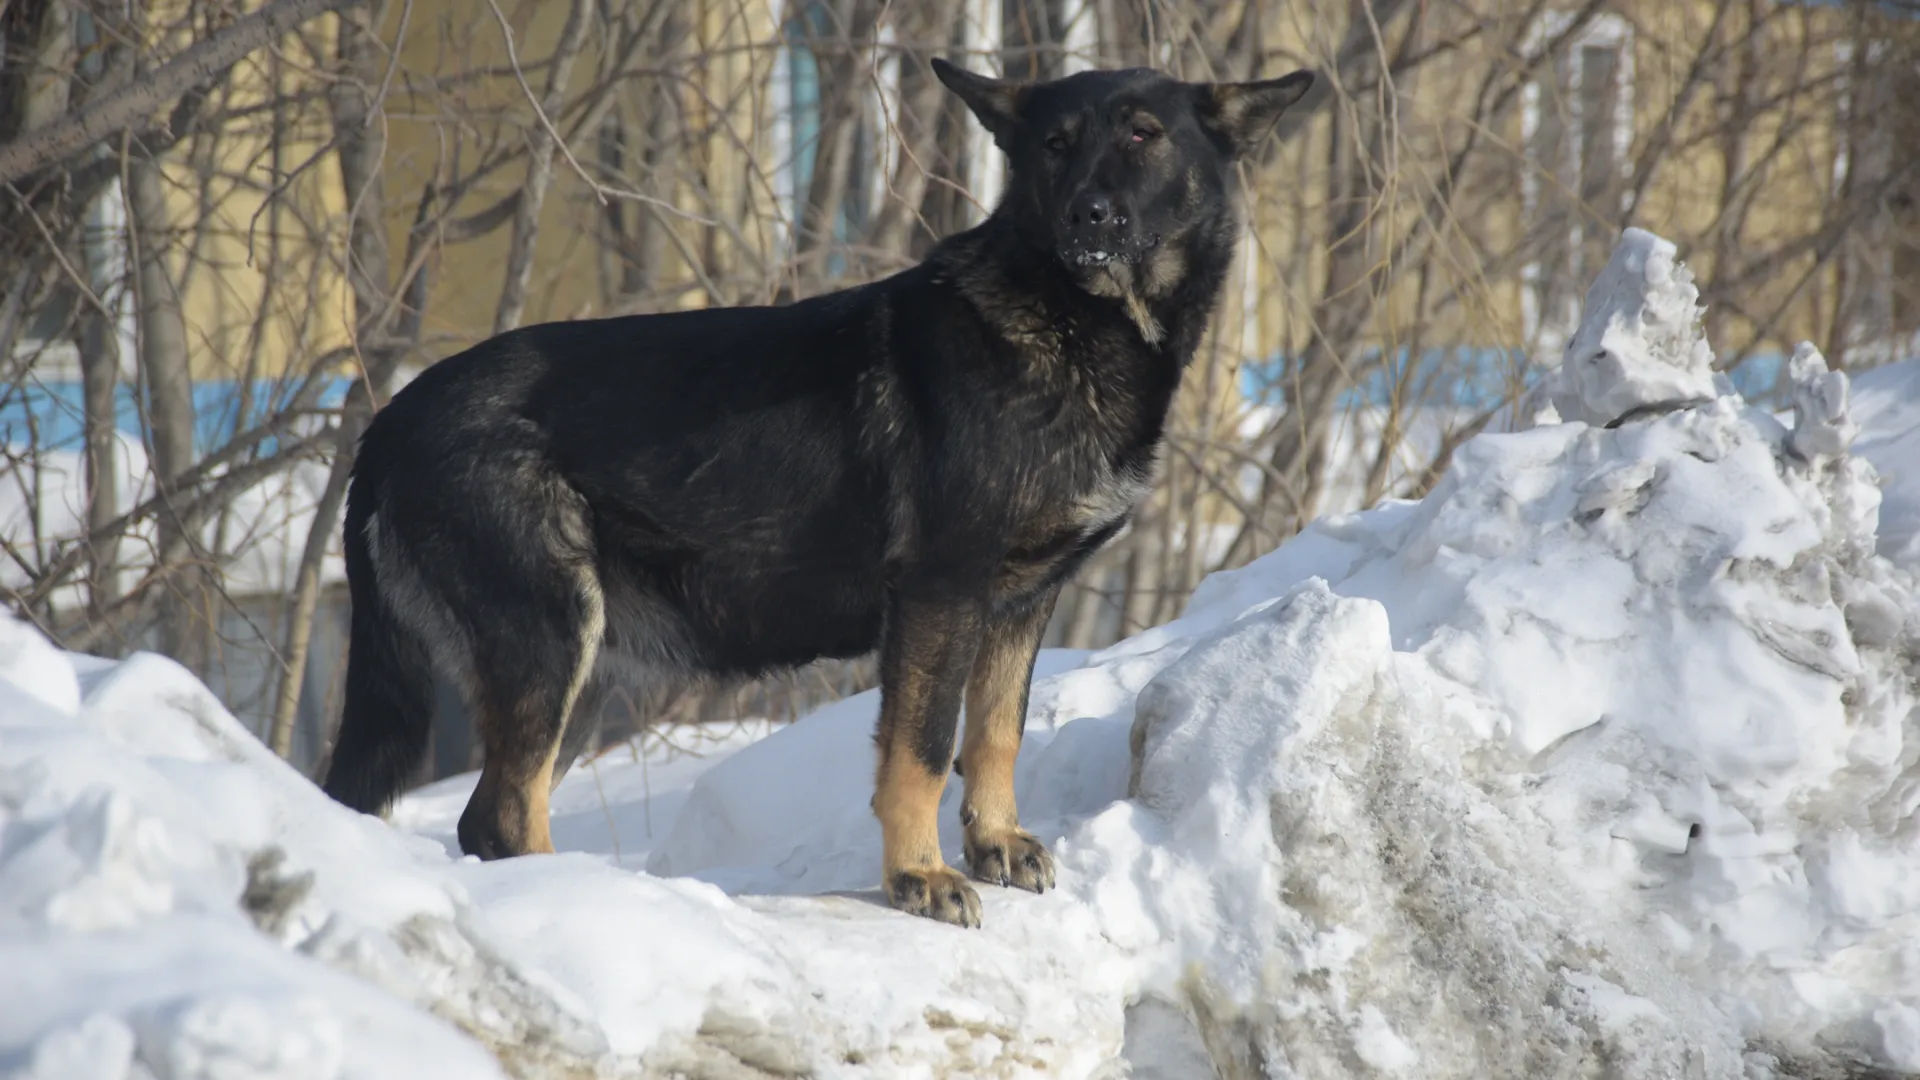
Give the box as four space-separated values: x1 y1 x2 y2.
321 480 435 816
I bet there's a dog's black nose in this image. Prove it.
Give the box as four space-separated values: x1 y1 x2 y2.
1070 193 1115 227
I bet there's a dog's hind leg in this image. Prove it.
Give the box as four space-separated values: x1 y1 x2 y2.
547 675 613 793
459 571 603 859
960 587 1059 893
455 479 606 861
873 589 986 926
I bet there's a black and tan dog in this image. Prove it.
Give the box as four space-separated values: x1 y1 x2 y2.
322 60 1313 926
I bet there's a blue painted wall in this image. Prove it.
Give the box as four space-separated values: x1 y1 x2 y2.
0 377 354 455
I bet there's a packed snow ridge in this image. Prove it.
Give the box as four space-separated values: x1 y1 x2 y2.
4 228 1919 1079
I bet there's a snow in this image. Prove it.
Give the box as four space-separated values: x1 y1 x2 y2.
4 227 1920 1078
1547 226 1719 427
1853 356 1920 568
393 720 783 871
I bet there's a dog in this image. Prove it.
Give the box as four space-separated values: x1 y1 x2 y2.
321 59 1314 926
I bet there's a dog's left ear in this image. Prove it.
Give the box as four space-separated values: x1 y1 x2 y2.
1197 70 1316 157
933 58 1025 148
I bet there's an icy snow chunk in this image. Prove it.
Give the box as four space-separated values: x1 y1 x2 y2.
1786 342 1858 462
1549 227 1718 427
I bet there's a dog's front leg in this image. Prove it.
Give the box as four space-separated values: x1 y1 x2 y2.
873 587 985 927
960 586 1059 894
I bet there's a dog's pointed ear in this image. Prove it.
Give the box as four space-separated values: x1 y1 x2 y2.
932 58 1025 147
1197 70 1316 157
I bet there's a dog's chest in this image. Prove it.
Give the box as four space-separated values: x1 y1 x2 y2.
1064 454 1152 533
1000 377 1162 560
1046 352 1166 531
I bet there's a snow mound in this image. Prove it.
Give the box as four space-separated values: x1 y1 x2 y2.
1078 377 1918 1073
1108 582 1750 1077
0 619 1138 1076
1548 226 1719 427
5 226 1919 1078
0 629 509 1079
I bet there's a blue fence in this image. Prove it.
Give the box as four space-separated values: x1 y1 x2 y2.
1240 346 1793 412
0 377 354 455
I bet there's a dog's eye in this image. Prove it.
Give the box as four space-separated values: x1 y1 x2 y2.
1131 128 1160 144
1045 133 1069 154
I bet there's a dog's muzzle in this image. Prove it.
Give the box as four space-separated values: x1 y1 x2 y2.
1059 190 1156 269
1060 233 1159 270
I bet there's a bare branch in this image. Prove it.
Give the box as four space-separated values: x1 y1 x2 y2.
0 0 360 186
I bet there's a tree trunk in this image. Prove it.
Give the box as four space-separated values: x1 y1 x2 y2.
494 0 595 335
269 417 355 758
1001 0 1072 81
631 57 681 303
597 110 633 307
1120 510 1162 637
270 0 400 762
795 0 881 284
127 151 210 673
868 0 963 259
0 0 74 146
78 184 126 628
1061 564 1113 649
0 0 358 186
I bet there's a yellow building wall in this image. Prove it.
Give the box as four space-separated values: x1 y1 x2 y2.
156 2 353 380
158 0 1885 385
1242 0 1867 372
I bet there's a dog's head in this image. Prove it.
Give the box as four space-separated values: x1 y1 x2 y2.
933 60 1313 297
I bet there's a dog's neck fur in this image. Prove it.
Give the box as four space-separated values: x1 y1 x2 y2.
931 204 1239 372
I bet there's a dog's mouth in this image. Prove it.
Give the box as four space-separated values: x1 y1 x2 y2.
1063 234 1160 270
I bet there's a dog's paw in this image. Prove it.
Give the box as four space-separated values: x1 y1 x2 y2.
964 826 1055 893
886 866 982 928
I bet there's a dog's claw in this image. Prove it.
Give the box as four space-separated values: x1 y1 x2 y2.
887 867 982 928
964 827 1056 894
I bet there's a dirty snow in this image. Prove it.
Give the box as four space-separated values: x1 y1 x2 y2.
4 228 1920 1078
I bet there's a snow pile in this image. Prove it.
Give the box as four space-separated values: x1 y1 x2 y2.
0 619 1134 1077
4 227 1919 1079
1102 583 1750 1077
1076 388 1918 1073
0 627 511 1079
1547 226 1719 427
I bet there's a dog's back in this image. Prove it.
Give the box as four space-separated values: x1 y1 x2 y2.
325 285 907 834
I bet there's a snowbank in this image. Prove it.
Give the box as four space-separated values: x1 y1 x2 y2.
0 621 1136 1077
4 228 1919 1078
